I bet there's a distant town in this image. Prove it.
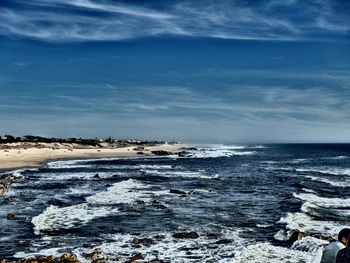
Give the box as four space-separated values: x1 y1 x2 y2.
0 135 174 147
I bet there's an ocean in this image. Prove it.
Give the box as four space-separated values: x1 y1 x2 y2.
1 144 350 262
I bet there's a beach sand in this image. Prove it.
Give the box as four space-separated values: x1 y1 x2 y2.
0 143 184 171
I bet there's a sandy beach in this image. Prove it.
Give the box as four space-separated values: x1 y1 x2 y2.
0 143 184 171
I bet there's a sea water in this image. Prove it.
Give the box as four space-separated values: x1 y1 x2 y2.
1 144 350 262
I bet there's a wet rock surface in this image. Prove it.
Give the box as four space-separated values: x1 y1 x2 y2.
6 213 16 220
173 232 200 239
150 151 171 156
1 253 80 263
0 173 24 197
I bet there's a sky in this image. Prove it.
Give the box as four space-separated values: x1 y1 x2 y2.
0 0 349 143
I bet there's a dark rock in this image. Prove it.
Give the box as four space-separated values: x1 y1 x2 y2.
169 189 187 196
132 244 142 248
133 146 145 151
289 230 306 243
215 239 232 245
177 151 191 157
151 150 171 156
152 200 167 209
94 174 100 179
60 253 80 263
173 232 199 239
128 253 144 262
179 246 200 251
136 152 145 155
7 213 16 220
132 237 154 246
206 233 219 239
153 204 167 210
153 234 165 240
181 147 198 151
22 256 56 263
0 185 9 196
87 248 103 261
4 197 13 203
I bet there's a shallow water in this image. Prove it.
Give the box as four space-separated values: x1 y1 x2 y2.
1 144 350 262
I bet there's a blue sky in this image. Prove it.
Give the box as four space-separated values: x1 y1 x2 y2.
0 0 349 143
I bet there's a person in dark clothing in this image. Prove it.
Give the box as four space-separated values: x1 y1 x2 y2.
322 228 350 263
336 229 350 263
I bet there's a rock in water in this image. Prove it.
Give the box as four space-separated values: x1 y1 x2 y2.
173 232 199 239
7 213 16 220
151 150 171 156
215 239 232 245
127 253 144 262
132 237 154 246
60 253 81 263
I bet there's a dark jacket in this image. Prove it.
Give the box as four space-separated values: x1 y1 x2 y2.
336 247 350 263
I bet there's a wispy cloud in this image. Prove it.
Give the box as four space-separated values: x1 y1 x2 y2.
0 0 348 42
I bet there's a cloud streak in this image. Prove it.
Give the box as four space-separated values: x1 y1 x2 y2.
0 0 348 42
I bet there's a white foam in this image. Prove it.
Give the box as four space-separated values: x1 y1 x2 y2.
11 168 38 177
36 171 115 181
291 236 328 253
289 158 308 163
86 179 152 205
32 179 165 234
14 247 65 259
256 224 273 228
306 175 350 187
233 241 322 263
296 167 350 176
323 156 349 160
206 144 247 150
31 204 115 234
294 192 350 208
181 144 256 159
46 159 91 169
140 169 220 179
278 212 344 238
274 229 289 241
71 229 247 263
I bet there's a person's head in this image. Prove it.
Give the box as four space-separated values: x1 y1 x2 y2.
338 228 350 246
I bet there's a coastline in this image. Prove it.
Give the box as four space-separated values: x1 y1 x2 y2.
0 143 185 172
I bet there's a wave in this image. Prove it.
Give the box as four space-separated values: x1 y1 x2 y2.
233 237 325 263
185 145 256 159
301 202 350 220
139 169 220 179
31 203 115 234
31 179 159 234
46 160 92 169
293 192 350 209
296 167 350 176
86 179 153 205
278 212 344 238
16 229 247 262
305 175 350 187
322 156 349 160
